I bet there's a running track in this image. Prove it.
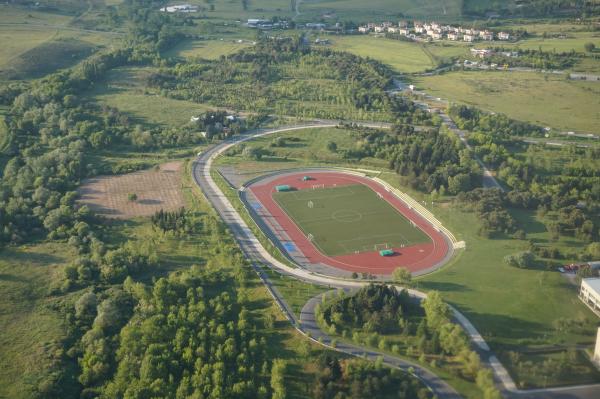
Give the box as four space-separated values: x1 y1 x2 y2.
249 171 449 275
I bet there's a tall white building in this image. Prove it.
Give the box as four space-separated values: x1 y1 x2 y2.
580 278 600 317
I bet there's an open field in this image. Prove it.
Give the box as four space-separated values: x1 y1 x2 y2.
414 70 600 134
299 0 462 20
0 243 78 399
330 36 435 73
1 37 97 80
274 183 430 256
0 6 116 79
166 39 253 59
78 161 185 219
217 127 389 172
90 67 211 127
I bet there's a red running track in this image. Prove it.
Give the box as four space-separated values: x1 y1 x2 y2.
249 171 449 275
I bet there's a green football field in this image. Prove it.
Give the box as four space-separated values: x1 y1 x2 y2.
273 184 431 256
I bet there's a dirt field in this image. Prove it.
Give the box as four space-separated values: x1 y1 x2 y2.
78 161 185 218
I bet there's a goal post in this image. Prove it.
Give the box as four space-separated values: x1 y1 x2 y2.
307 233 314 242
312 184 325 190
374 243 389 251
307 200 314 208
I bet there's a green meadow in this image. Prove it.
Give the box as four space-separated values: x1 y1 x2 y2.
414 71 600 134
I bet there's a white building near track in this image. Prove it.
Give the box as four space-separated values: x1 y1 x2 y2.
579 277 600 317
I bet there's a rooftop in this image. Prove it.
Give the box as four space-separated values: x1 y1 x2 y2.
583 278 600 294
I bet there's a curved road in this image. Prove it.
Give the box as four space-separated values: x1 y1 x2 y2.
192 123 600 399
300 291 460 398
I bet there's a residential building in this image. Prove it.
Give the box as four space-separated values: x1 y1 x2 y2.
594 328 600 366
480 31 494 41
471 48 494 58
160 4 198 12
447 32 459 41
358 26 370 33
399 28 410 36
498 31 511 40
463 34 475 42
580 278 600 317
374 25 386 33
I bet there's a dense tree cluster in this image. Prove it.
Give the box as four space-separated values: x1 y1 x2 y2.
312 355 431 399
458 188 517 237
473 48 579 70
64 264 284 399
342 125 480 194
146 37 395 121
318 287 501 397
321 284 417 334
450 104 599 242
151 208 197 234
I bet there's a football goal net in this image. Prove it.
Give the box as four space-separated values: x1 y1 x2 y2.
374 243 389 251
312 184 325 190
307 200 314 209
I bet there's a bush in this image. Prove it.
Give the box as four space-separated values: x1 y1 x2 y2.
504 251 535 268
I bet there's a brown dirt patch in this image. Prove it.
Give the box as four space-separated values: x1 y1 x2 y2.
78 161 185 219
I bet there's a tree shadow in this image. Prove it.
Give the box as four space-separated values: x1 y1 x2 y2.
509 208 546 235
0 273 28 283
1 248 63 266
459 309 547 342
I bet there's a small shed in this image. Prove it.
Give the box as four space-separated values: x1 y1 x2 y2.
275 185 292 192
379 249 394 257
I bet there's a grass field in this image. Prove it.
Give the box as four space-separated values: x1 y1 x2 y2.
90 67 211 127
414 70 600 134
299 0 462 20
273 184 430 256
330 36 435 73
166 39 253 60
0 243 78 399
0 6 116 80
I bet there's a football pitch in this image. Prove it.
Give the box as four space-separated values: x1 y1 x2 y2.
273 184 431 256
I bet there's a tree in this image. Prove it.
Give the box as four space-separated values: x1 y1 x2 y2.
242 146 264 160
422 291 451 330
504 251 535 268
75 292 98 321
326 141 338 152
448 173 471 195
586 242 600 259
392 267 412 286
128 193 138 202
271 359 287 399
584 42 596 52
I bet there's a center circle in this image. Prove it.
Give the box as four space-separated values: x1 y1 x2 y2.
332 209 362 223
